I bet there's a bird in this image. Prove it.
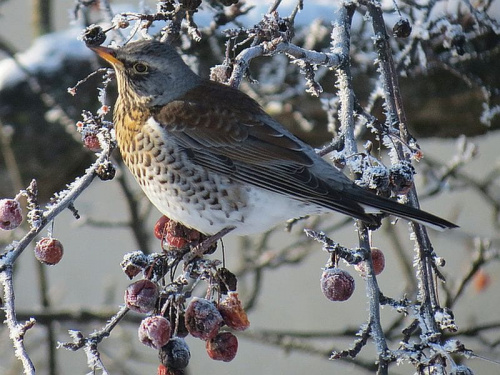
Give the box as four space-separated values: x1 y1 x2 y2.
91 39 457 236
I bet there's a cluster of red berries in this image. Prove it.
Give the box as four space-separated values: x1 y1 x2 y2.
320 247 386 302
1 198 64 265
153 215 214 252
122 216 250 373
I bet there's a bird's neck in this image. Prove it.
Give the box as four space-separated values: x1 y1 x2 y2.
113 94 151 152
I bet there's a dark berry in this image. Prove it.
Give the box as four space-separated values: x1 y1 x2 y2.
95 160 116 181
0 199 22 230
180 0 202 11
34 237 64 265
219 0 239 5
173 311 189 338
184 297 223 340
81 24 106 47
217 267 237 294
159 337 191 370
139 316 171 349
206 332 238 362
124 279 159 313
393 18 412 38
218 292 250 331
452 34 466 55
389 162 415 195
320 268 355 302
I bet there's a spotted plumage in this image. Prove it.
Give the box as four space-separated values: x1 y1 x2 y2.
92 40 457 235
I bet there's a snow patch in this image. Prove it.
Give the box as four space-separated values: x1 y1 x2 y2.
0 28 92 90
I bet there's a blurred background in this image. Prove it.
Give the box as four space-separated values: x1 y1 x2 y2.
1 0 499 374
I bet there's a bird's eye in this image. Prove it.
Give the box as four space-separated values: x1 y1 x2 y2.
133 63 148 74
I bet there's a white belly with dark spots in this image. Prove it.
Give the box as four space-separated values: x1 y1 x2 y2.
122 117 325 235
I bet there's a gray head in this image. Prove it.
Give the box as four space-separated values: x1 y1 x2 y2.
94 40 202 106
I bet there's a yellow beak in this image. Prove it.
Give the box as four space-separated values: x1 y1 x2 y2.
91 46 122 67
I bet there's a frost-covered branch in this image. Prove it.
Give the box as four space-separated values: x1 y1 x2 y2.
0 270 36 375
0 140 115 372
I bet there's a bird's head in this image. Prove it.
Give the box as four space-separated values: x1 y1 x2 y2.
92 40 201 107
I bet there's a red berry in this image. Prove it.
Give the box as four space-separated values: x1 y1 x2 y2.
157 364 168 375
83 134 101 152
206 332 238 362
139 316 171 349
159 337 191 370
154 216 191 250
154 216 171 240
124 279 159 313
165 232 188 249
157 364 182 375
34 237 64 265
0 199 23 230
184 297 223 340
355 248 386 277
320 268 355 302
218 292 250 331
473 269 491 293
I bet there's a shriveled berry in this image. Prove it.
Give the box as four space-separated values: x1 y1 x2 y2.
217 267 237 294
139 316 171 349
355 248 386 277
34 237 64 265
120 251 150 279
157 218 200 250
83 134 101 152
185 297 223 340
95 160 116 181
125 279 159 313
206 332 238 362
0 199 23 230
389 162 415 196
81 24 106 47
165 232 188 249
154 216 171 240
393 18 412 38
159 337 191 370
320 267 355 302
218 292 250 331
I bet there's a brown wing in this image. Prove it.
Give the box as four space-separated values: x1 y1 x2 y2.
154 80 313 166
152 79 377 222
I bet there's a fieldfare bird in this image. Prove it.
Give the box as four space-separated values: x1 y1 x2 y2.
92 40 457 236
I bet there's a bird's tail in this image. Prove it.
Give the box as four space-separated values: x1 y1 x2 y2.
346 191 458 231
